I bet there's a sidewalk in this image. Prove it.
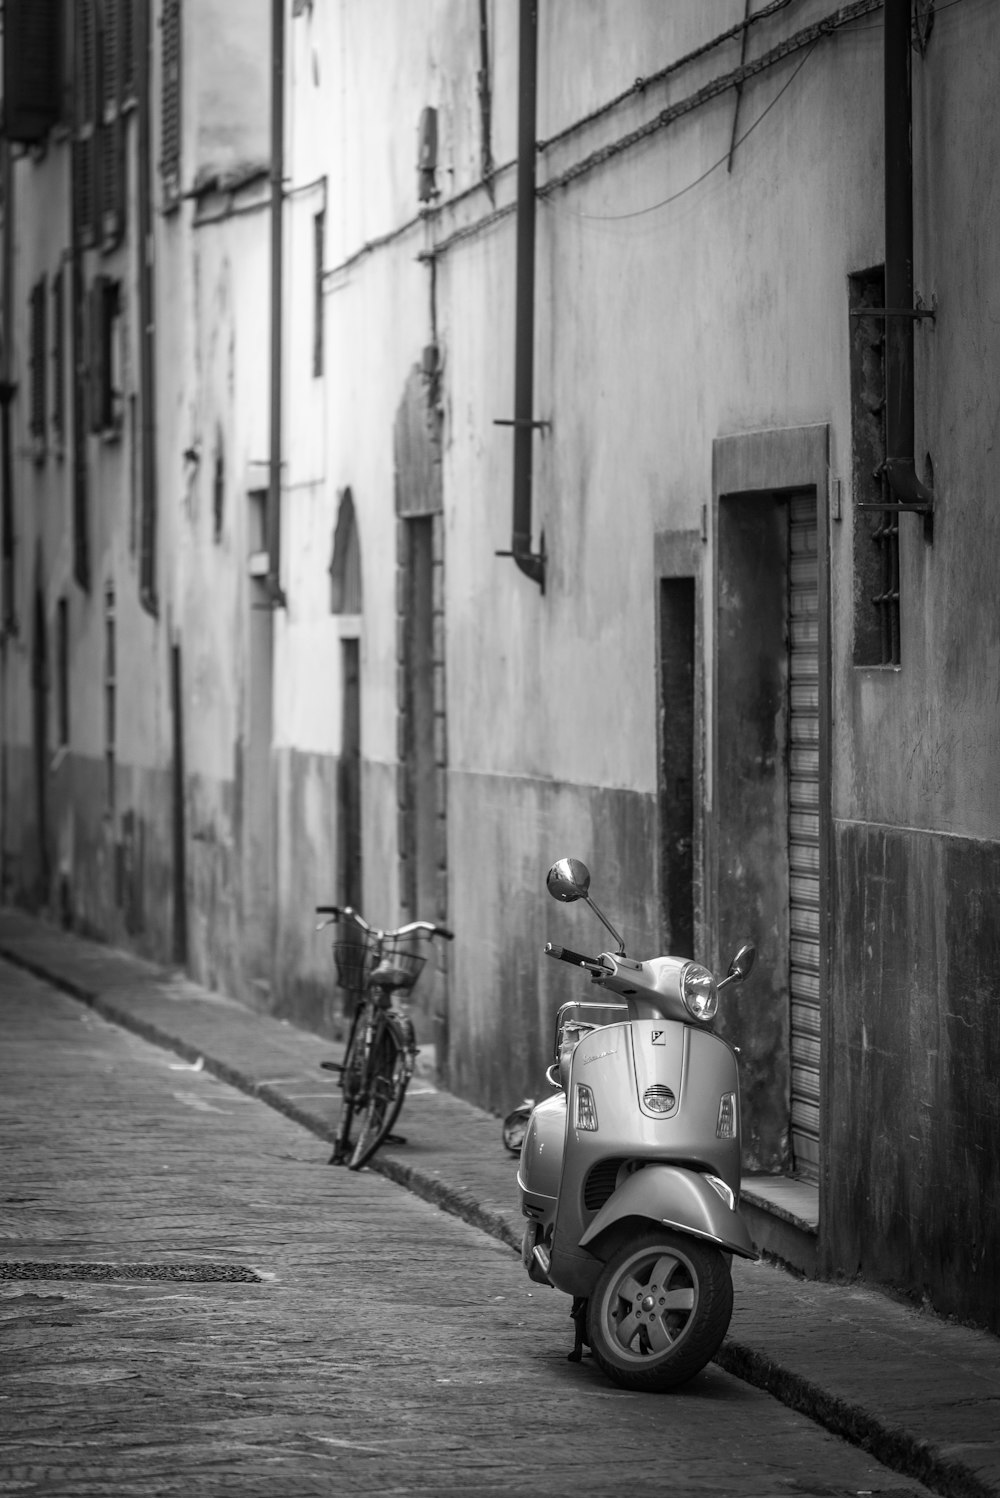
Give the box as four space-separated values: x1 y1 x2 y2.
2 907 997 1498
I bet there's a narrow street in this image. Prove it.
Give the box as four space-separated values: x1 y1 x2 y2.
1 960 934 1498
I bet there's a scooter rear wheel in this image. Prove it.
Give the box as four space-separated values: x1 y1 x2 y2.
587 1228 733 1392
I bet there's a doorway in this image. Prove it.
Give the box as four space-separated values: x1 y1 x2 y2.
658 576 696 959
244 488 275 994
401 515 437 927
398 512 448 1061
338 637 362 911
787 493 821 1181
32 586 50 905
712 424 830 1188
715 485 826 1181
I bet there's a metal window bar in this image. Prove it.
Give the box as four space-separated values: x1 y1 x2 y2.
871 478 900 667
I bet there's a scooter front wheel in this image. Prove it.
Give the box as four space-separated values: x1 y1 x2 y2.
587 1228 733 1392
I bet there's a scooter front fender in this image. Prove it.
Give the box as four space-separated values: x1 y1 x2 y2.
578 1164 758 1261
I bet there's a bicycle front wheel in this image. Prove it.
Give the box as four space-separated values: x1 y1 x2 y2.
347 1014 412 1171
329 1006 365 1166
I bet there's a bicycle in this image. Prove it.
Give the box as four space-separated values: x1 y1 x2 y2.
316 904 453 1171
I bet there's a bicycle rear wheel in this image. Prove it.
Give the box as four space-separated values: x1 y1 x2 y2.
347 1014 412 1171
329 1006 365 1165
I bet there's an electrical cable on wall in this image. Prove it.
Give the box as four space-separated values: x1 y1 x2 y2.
543 40 820 226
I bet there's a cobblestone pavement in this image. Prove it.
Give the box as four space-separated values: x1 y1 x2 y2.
0 960 943 1498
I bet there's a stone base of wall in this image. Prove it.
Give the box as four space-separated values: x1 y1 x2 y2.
826 820 1000 1332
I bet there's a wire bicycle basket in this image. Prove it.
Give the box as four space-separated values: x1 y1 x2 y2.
331 931 428 997
331 937 377 994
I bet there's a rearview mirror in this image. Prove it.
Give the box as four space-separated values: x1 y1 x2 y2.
546 858 591 903
727 943 756 982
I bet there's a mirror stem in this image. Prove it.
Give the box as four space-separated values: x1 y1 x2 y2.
585 896 626 955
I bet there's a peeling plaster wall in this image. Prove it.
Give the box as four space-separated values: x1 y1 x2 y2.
276 1 1000 1329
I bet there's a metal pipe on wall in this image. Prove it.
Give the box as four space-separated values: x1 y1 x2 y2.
883 0 933 512
267 0 287 605
509 0 545 588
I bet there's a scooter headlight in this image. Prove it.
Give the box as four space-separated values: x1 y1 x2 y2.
681 962 718 1022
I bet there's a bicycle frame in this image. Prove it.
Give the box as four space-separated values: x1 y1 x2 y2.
316 903 453 1170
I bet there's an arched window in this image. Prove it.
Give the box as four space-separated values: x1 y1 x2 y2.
329 487 361 614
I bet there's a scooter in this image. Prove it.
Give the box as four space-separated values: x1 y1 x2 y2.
517 857 758 1392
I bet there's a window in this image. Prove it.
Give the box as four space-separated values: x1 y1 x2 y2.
2 0 62 143
56 597 70 747
88 276 123 434
329 489 361 614
74 0 99 249
850 266 899 667
51 268 66 451
160 0 181 205
104 582 116 810
28 278 47 461
99 0 126 249
71 256 91 590
212 430 225 542
313 209 325 378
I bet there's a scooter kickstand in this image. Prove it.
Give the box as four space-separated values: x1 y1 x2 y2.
568 1297 588 1363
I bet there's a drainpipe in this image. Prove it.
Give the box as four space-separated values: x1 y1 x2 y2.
1 139 16 635
497 0 546 588
882 0 933 513
267 0 287 606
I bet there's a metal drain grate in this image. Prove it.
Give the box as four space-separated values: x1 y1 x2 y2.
0 1261 263 1283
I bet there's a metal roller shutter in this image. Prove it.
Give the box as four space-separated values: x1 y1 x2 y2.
788 494 820 1182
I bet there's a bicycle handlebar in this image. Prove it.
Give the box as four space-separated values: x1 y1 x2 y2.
315 905 453 941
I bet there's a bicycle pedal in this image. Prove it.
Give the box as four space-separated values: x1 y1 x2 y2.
320 1060 343 1072
385 1133 407 1146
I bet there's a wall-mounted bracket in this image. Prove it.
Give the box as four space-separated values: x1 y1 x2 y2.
493 417 551 431
857 502 933 513
849 297 936 323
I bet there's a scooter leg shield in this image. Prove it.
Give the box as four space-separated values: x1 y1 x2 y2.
578 1165 758 1261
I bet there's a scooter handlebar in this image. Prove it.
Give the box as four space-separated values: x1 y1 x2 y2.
545 942 604 971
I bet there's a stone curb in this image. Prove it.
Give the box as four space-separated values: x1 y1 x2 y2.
1 934 994 1498
713 1341 994 1498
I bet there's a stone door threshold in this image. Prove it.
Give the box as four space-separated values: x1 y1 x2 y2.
740 1174 819 1277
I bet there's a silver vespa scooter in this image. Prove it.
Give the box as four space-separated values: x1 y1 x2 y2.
517 857 758 1391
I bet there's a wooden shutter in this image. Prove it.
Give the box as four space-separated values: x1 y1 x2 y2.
89 278 111 433
3 0 61 143
51 269 66 445
29 279 48 446
74 0 99 249
161 0 182 202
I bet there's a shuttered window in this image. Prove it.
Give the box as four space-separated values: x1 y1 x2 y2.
29 279 48 457
2 0 62 143
57 597 71 747
74 0 99 250
161 0 182 204
99 0 126 249
88 277 123 434
51 269 66 449
314 210 326 378
120 0 137 103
